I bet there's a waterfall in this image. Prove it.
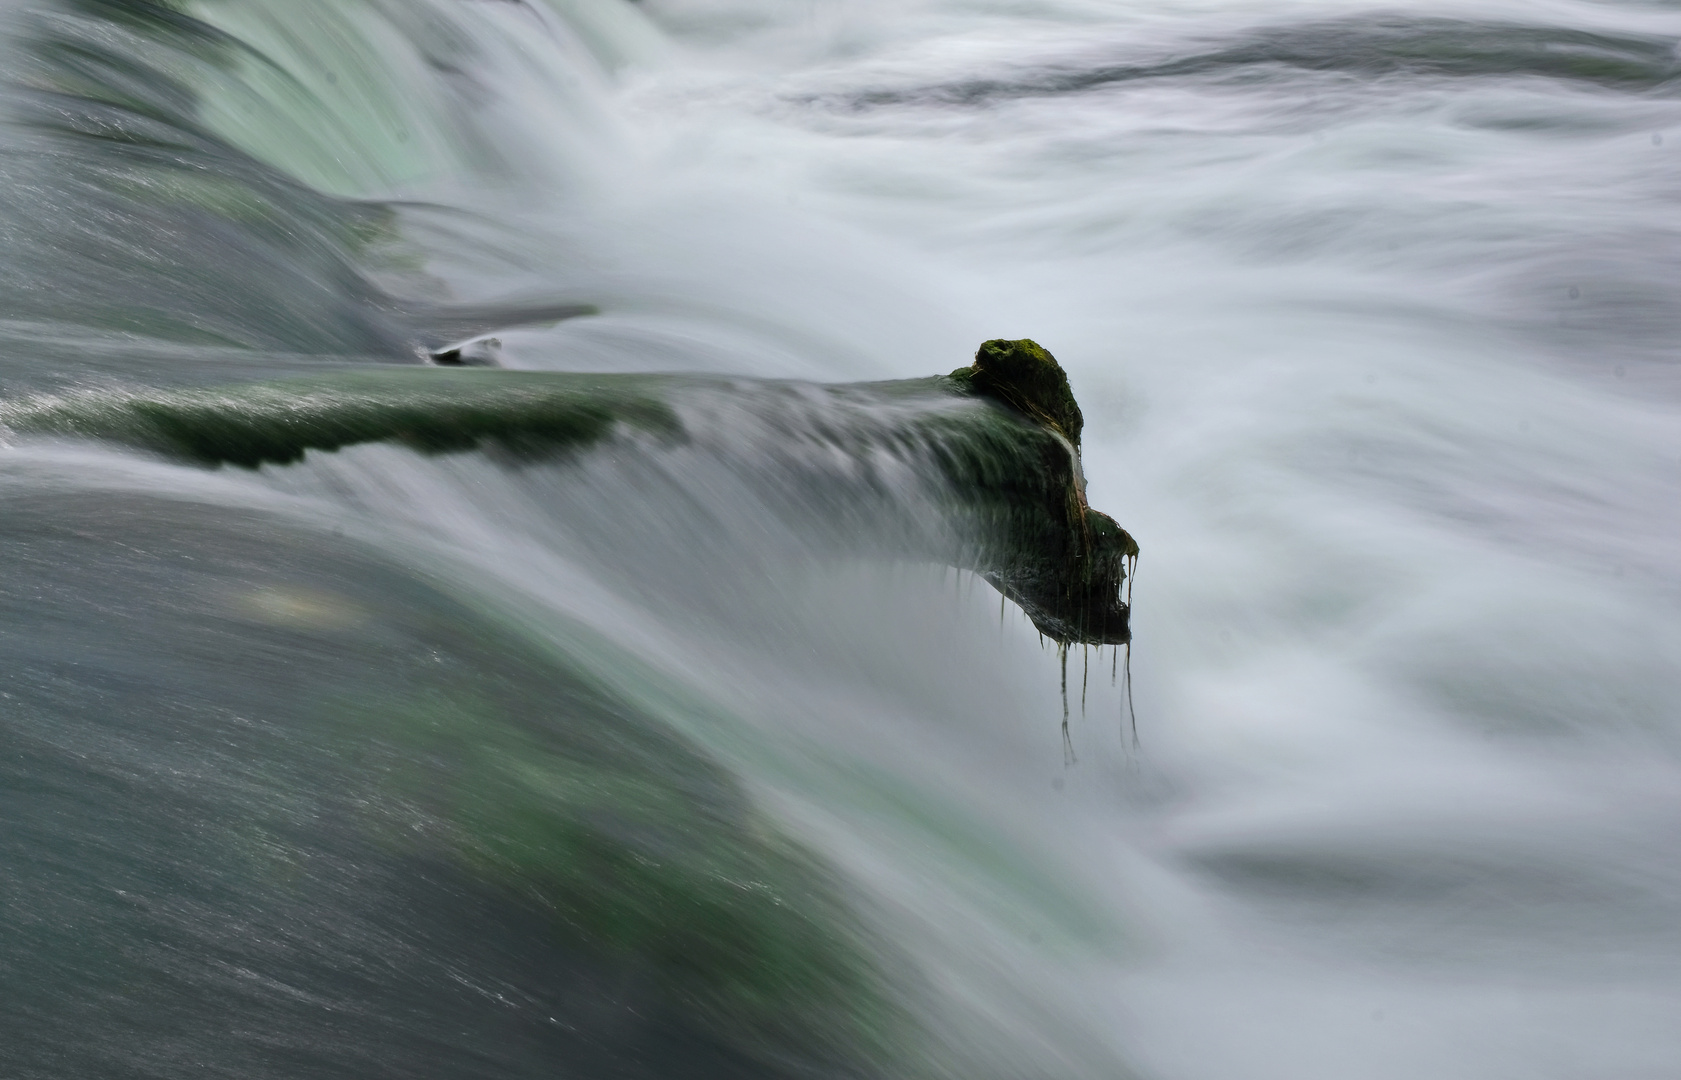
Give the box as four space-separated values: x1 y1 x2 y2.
3 1 1680 1077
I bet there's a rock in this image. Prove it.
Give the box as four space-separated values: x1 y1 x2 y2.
0 350 1136 644
949 338 1084 447
945 339 1135 644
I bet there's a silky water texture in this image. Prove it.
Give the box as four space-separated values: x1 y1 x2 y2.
1 1 1680 1078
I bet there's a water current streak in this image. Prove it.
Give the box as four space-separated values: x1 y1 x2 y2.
808 16 1681 110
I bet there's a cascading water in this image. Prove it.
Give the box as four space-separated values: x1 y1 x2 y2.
3 1 1681 1078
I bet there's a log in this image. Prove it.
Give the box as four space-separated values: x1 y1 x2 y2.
0 340 1135 643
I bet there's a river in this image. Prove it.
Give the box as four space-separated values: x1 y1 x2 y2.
2 1 1679 1077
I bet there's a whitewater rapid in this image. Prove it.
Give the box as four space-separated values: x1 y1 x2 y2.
4 0 1681 1077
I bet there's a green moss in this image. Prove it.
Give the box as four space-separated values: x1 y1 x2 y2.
0 370 682 469
951 338 1084 447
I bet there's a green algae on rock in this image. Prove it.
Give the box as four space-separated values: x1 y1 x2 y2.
0 369 683 468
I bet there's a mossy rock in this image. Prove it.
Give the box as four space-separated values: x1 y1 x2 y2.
948 338 1083 447
944 340 1134 643
0 357 1135 644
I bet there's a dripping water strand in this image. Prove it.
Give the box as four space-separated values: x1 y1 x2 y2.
1059 642 1075 765
1081 644 1088 716
1124 556 1139 749
1123 641 1137 750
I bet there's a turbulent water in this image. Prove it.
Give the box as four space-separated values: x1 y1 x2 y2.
4 0 1681 1077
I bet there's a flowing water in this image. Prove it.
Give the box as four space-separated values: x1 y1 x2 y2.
4 0 1681 1077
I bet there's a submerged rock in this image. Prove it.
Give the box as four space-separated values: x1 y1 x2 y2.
0 342 1136 644
0 495 916 1080
0 346 1140 1070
